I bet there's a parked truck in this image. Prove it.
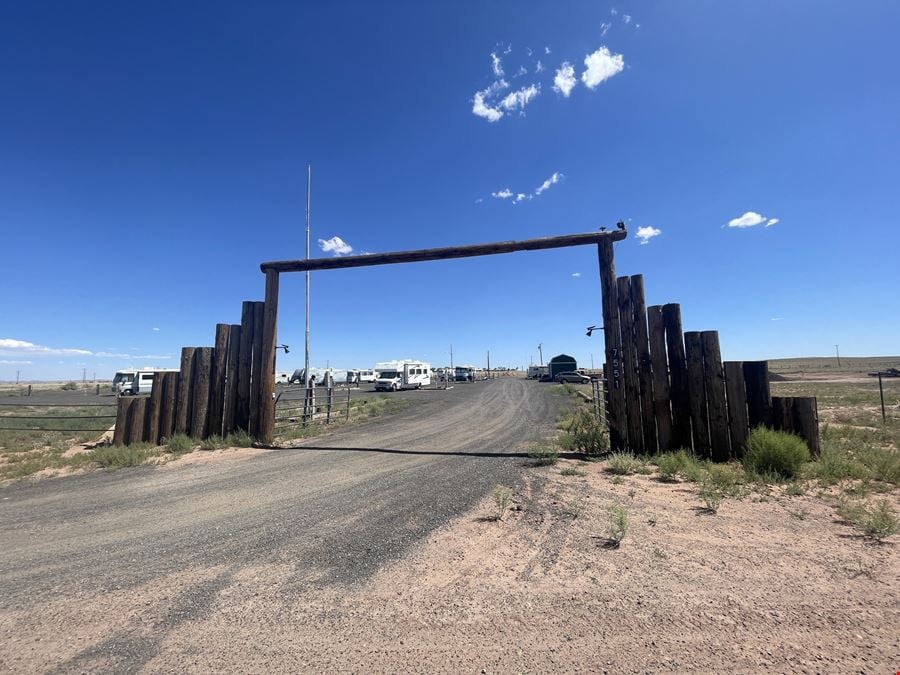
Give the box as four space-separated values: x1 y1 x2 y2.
112 369 178 395
374 363 432 391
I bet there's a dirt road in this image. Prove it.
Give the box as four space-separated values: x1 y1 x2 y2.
0 379 563 672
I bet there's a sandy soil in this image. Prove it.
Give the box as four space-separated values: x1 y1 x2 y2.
5 458 896 673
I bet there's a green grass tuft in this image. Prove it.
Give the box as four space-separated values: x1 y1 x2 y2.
743 427 810 480
91 443 152 469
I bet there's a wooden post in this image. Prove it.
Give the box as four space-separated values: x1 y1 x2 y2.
236 302 254 431
662 304 692 450
158 372 178 442
630 275 657 455
743 361 771 429
249 301 265 437
723 362 749 458
190 347 213 439
113 397 134 446
127 397 147 446
597 240 626 451
326 381 334 424
146 372 164 445
346 385 352 421
647 306 673 452
209 323 230 438
258 271 280 444
684 331 710 458
700 331 729 462
792 397 820 455
175 347 197 435
616 276 642 452
771 396 794 433
223 324 241 435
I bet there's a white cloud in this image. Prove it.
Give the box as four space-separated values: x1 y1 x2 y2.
499 83 540 113
152 327 160 332
727 211 776 228
0 359 32 365
770 317 783 321
572 272 582 277
475 197 484 203
535 60 545 73
318 235 353 256
513 193 531 204
623 14 632 24
544 46 551 54
0 338 91 357
491 188 513 199
610 8 618 15
490 52 504 77
472 78 509 123
636 226 661 245
514 65 527 77
581 46 625 89
535 171 563 195
553 62 577 97
94 351 173 360
601 21 612 36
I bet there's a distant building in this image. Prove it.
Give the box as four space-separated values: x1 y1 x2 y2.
548 354 577 379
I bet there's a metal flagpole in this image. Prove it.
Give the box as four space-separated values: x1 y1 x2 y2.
305 164 311 388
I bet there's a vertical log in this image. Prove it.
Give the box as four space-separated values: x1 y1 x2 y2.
209 323 230 437
146 372 164 445
113 397 134 446
647 306 673 452
258 271 280 444
701 331 729 462
223 324 241 435
684 331 710 458
597 240 626 451
236 302 254 431
771 396 794 433
158 372 178 442
792 397 820 456
662 304 692 450
723 362 749 458
743 361 772 429
190 347 214 439
127 397 147 446
175 347 197 435
630 275 657 454
249 301 265 438
617 276 643 453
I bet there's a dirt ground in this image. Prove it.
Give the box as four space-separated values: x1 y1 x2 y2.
5 458 897 673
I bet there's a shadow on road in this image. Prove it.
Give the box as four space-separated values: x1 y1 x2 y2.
271 445 583 460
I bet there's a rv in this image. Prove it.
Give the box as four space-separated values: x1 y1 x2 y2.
527 365 549 380
357 369 376 383
113 369 178 395
454 366 476 382
374 363 432 391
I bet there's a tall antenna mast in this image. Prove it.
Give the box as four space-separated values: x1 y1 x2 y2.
305 164 311 387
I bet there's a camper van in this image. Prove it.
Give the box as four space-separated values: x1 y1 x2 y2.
454 366 476 382
527 365 549 380
112 369 178 395
357 369 376 383
374 363 432 391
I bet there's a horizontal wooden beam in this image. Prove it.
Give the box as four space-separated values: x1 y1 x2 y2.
260 228 627 274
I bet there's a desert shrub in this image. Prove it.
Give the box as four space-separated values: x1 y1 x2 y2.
224 430 254 448
558 408 609 457
528 443 559 466
199 435 225 451
837 498 900 541
92 443 151 469
655 452 683 481
706 462 746 496
491 485 513 521
607 504 629 546
607 452 649 476
60 381 78 391
803 444 870 485
698 480 724 513
856 446 900 485
166 434 193 455
743 427 810 479
560 466 587 477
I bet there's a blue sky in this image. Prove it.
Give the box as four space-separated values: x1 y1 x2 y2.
2 1 899 380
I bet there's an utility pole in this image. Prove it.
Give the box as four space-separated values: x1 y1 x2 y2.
834 344 841 368
16 370 20 385
305 164 311 387
537 343 543 366
590 353 594 370
487 350 491 380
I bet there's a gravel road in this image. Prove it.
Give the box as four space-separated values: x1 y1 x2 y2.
0 378 563 672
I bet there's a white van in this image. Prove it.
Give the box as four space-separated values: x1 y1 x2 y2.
374 363 432 392
113 369 178 395
358 369 376 383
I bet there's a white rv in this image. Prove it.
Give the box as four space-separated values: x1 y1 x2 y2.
113 369 178 395
357 369 376 383
374 363 432 392
527 365 549 380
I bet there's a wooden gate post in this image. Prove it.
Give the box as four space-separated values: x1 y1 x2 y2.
617 276 643 453
258 270 280 444
647 306 673 452
631 275 657 455
662 304 692 450
597 239 626 451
